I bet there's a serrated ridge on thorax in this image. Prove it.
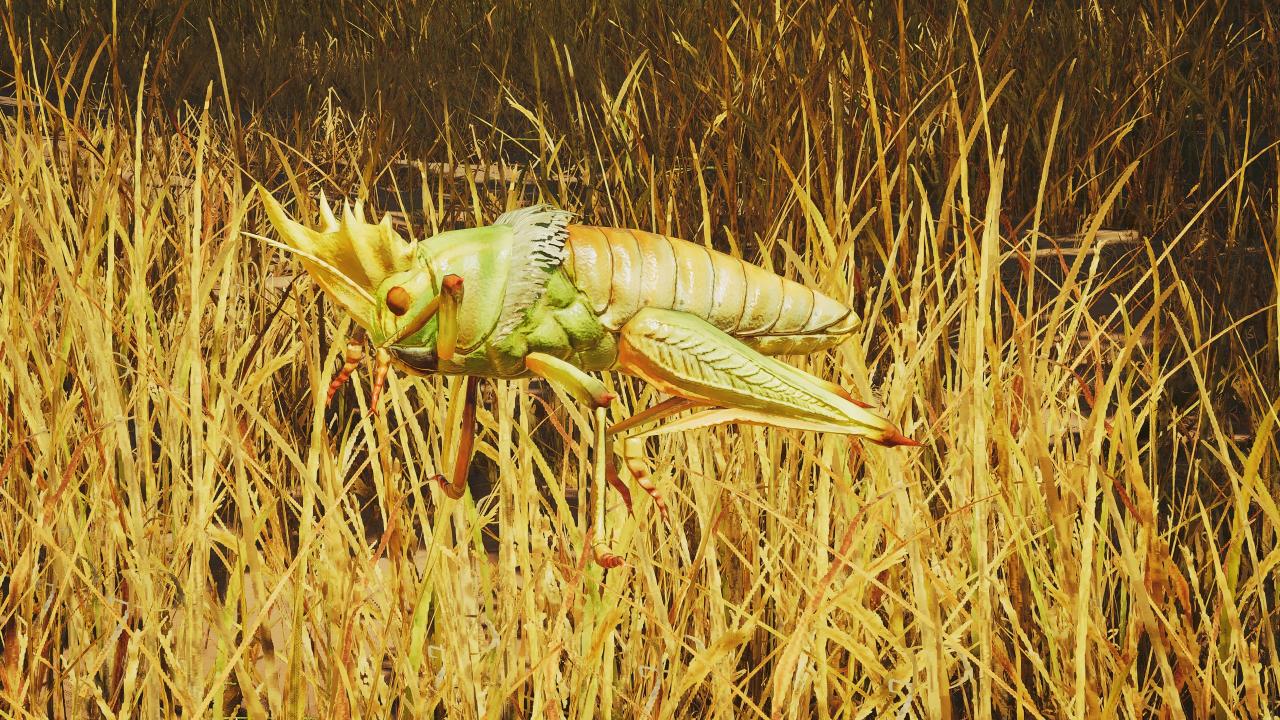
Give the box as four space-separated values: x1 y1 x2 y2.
491 205 575 341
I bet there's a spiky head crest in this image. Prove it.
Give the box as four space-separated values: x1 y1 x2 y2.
257 187 417 330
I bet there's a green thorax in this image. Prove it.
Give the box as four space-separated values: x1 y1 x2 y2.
387 218 616 378
467 269 616 377
411 225 512 351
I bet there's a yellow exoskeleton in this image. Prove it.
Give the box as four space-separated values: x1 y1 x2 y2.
258 190 919 565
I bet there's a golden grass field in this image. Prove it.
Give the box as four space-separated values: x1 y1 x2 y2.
2 1 1278 717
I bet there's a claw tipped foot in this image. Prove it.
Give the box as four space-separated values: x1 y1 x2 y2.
433 472 467 500
592 544 624 569
872 429 923 448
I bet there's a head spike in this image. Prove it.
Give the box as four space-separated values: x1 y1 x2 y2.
354 198 366 223
318 191 339 232
255 186 415 331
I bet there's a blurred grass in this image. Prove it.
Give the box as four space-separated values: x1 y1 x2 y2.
1 0 1278 717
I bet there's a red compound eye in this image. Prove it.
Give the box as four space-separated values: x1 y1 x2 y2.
386 286 411 316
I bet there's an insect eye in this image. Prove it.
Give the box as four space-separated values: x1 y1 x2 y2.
386 286 411 316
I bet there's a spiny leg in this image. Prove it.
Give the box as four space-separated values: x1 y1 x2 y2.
524 352 622 567
601 396 700 522
326 327 367 405
367 347 393 415
606 309 909 522
433 375 480 500
621 437 668 523
522 352 653 522
812 377 876 409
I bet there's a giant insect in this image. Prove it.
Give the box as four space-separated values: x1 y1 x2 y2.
257 188 918 565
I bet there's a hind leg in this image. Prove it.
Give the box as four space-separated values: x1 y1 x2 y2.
613 307 910 443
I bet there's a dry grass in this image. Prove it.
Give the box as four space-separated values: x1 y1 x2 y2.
2 1 1279 717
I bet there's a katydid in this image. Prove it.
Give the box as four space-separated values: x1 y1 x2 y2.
258 189 918 566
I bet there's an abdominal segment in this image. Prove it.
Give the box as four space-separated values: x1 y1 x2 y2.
563 225 859 355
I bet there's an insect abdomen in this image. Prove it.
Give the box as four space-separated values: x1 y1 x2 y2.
564 225 858 355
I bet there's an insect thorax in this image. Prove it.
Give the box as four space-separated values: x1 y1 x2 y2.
394 269 616 379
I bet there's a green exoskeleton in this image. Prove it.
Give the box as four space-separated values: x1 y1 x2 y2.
258 188 918 566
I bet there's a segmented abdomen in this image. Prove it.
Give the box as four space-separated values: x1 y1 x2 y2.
563 225 858 355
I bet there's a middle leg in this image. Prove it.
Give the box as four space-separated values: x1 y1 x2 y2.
524 352 623 567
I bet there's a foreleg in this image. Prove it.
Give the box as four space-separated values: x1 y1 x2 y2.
326 327 367 405
433 375 480 499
